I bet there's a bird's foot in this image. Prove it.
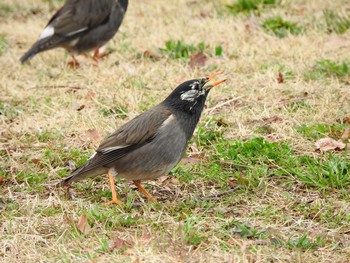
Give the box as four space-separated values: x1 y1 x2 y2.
133 180 158 203
67 56 80 68
105 198 122 206
92 47 110 62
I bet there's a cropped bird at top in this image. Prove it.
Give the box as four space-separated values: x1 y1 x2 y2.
59 72 226 205
20 0 128 67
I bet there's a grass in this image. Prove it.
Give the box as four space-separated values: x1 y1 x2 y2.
1 0 350 262
305 59 350 81
323 9 350 34
159 40 223 59
226 0 278 15
262 16 302 38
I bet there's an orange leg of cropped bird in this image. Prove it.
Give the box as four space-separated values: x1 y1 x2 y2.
105 171 122 205
67 55 80 68
133 180 158 203
92 47 109 61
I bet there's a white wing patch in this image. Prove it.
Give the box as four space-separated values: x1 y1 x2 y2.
100 145 129 153
39 25 55 40
88 152 97 160
159 114 175 129
65 27 88 37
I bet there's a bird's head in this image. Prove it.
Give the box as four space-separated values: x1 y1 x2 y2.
163 71 226 114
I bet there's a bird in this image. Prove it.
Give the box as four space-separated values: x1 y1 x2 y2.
20 0 128 67
59 72 226 204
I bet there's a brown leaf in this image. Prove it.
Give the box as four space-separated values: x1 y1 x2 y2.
267 134 279 143
0 176 3 185
188 51 207 68
30 158 41 165
143 50 163 60
170 178 181 185
77 215 91 234
343 117 350 124
341 127 350 141
77 105 85 111
315 138 346 152
86 129 101 142
256 115 282 127
277 72 284 83
189 143 200 154
158 175 170 183
182 156 201 165
111 236 132 250
85 90 96 99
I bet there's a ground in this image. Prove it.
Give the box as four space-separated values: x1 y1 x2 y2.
1 0 350 262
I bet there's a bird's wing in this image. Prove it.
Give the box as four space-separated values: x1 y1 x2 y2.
75 105 173 173
45 0 116 38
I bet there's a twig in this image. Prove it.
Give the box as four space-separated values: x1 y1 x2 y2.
31 85 83 89
207 97 241 114
201 186 242 201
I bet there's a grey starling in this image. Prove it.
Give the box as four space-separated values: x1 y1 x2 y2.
59 72 226 204
20 0 128 66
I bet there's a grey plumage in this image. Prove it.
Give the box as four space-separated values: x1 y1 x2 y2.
59 75 226 203
60 105 187 185
20 0 128 63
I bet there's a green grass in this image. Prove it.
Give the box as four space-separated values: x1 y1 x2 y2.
226 0 278 15
159 40 223 59
190 124 350 191
323 9 350 34
296 123 347 140
307 59 350 80
262 16 302 38
0 33 7 56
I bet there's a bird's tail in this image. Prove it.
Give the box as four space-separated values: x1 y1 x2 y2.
56 165 107 187
20 41 43 63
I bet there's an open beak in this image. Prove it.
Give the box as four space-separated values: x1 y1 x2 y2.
204 71 226 90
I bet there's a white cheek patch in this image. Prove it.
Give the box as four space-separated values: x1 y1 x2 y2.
180 90 199 102
39 25 55 40
189 81 200 90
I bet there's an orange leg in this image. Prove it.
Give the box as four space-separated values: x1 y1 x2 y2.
67 55 80 68
93 47 109 61
133 180 158 203
105 170 122 205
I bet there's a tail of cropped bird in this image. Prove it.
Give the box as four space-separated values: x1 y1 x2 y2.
20 42 41 63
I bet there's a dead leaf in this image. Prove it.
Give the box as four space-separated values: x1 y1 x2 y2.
189 143 200 154
267 134 279 143
86 129 101 142
341 127 350 141
158 176 170 183
110 236 132 250
77 105 85 111
256 115 282 127
343 117 350 124
188 51 207 68
277 72 284 83
315 138 346 152
170 178 181 185
30 158 41 165
0 176 3 185
182 156 201 165
77 215 91 234
85 90 96 99
143 50 163 60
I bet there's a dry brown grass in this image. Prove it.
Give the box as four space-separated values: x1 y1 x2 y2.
1 0 350 262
